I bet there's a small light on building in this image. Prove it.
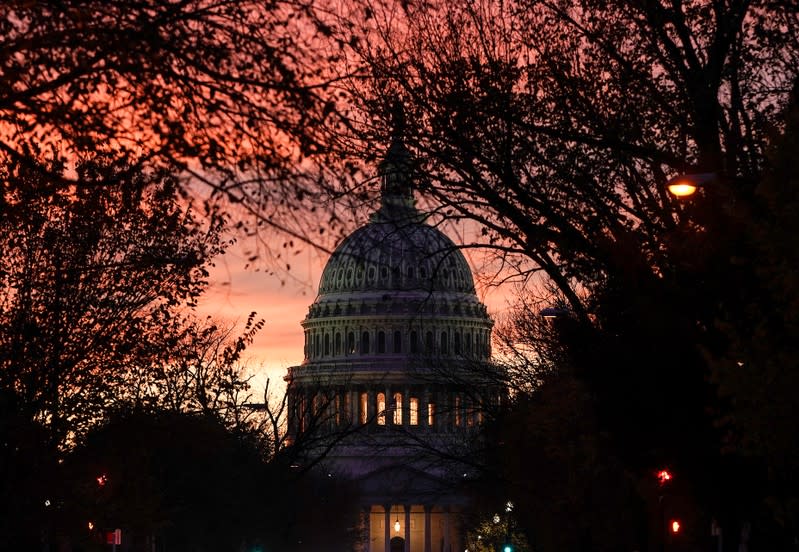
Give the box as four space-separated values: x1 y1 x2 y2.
394 517 401 533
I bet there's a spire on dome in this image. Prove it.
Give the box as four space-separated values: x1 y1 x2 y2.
375 100 418 222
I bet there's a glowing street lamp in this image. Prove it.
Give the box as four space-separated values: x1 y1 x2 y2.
394 517 400 533
666 172 717 198
540 307 570 319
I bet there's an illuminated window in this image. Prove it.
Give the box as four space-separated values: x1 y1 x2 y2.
428 403 436 427
377 331 386 353
361 331 370 354
377 393 386 425
393 392 403 425
359 392 368 424
454 395 462 426
409 397 419 425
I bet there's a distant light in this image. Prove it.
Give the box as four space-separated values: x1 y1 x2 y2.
657 469 672 485
88 521 94 530
503 546 513 552
493 514 501 524
97 474 107 487
44 499 51 507
394 518 400 533
671 520 681 533
505 500 514 512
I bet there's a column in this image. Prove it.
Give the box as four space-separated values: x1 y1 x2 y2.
443 507 450 552
424 505 432 552
404 505 411 552
385 385 392 428
423 388 430 432
384 505 392 552
404 386 411 426
368 388 376 430
363 506 372 552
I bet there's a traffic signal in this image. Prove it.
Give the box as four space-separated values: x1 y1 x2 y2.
670 519 681 534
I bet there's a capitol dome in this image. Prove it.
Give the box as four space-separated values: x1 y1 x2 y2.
285 126 497 552
318 218 476 296
295 133 492 368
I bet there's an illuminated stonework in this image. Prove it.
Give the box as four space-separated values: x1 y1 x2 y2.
286 132 495 552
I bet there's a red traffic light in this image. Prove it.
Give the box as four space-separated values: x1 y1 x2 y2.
670 520 681 534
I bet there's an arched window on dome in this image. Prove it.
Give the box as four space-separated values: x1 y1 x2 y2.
454 395 462 427
454 332 461 355
335 332 342 355
324 333 330 356
361 331 370 355
465 332 472 354
377 331 386 353
425 331 434 353
410 331 419 353
393 392 403 425
393 331 402 353
440 331 448 354
348 332 355 355
377 392 386 425
409 397 419 426
314 334 320 358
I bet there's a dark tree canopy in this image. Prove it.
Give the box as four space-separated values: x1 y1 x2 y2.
0 0 352 251
334 0 797 306
323 0 799 548
0 154 225 448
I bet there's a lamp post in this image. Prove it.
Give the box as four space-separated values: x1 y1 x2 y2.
666 172 718 198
